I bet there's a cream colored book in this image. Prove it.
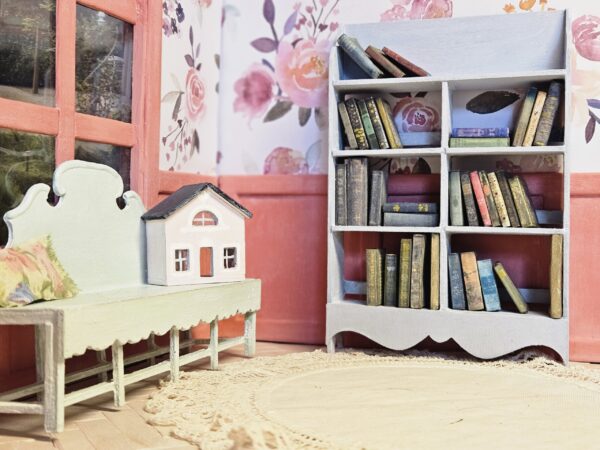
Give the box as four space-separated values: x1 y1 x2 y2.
550 234 563 319
487 172 510 227
430 234 440 310
522 91 547 146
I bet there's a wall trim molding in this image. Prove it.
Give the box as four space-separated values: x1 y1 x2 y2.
571 173 600 197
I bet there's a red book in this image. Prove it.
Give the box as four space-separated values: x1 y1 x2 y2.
381 47 430 77
470 171 491 226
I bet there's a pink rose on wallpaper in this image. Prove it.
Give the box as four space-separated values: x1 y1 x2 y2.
263 147 308 175
185 68 205 120
393 97 440 132
572 15 600 62
275 39 330 109
381 0 453 21
234 64 275 120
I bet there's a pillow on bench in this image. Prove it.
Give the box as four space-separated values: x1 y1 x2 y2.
0 236 78 307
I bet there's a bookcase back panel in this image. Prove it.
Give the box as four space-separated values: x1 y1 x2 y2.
339 11 566 80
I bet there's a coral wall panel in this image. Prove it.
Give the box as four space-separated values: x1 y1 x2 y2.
219 176 328 344
569 174 600 362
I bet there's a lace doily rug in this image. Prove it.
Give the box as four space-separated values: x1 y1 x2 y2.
144 350 600 449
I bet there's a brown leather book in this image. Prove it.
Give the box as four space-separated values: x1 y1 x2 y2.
460 252 485 311
365 46 406 78
381 47 430 77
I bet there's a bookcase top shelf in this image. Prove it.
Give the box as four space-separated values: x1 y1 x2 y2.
333 69 566 93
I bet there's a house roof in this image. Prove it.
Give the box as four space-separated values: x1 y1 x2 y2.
141 183 253 221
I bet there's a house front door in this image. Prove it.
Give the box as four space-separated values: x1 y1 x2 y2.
200 247 214 277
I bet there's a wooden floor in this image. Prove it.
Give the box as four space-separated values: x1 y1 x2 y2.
0 342 319 450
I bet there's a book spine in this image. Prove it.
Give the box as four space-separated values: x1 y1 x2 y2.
549 234 563 319
512 86 538 146
522 90 547 146
460 172 479 227
365 46 406 78
335 163 347 226
449 171 464 226
383 202 438 213
534 81 561 146
487 172 511 227
449 137 510 147
376 98 403 148
347 158 368 226
337 34 384 79
381 46 430 76
470 171 491 227
495 171 521 227
493 262 528 313
430 234 440 310
384 253 398 307
448 253 466 310
477 259 501 311
398 239 412 308
383 212 439 227
368 170 385 226
460 251 485 311
479 171 501 227
517 175 539 227
410 234 426 309
337 102 358 149
452 127 510 138
366 97 390 149
356 99 379 149
366 248 383 306
345 98 368 150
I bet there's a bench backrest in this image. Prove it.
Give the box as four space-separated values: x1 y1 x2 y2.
3 161 147 293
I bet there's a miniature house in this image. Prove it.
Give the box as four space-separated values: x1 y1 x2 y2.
142 183 252 286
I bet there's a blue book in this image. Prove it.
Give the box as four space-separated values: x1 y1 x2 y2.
477 259 501 311
448 253 466 310
452 127 510 138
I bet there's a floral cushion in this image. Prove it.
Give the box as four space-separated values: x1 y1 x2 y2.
0 236 78 307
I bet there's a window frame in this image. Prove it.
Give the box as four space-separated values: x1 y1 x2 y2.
0 0 161 206
223 247 237 270
192 210 218 227
174 248 190 272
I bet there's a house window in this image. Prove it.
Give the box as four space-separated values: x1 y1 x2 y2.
224 247 237 269
193 210 218 226
174 249 189 272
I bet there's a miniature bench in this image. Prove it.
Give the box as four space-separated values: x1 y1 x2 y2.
0 161 261 433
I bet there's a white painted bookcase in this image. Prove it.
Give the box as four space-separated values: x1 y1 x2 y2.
326 11 570 361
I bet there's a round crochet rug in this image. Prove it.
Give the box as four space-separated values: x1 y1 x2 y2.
144 351 600 450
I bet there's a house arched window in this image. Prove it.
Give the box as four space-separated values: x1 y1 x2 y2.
193 211 218 226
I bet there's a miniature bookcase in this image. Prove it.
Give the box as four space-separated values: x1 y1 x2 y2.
326 10 570 361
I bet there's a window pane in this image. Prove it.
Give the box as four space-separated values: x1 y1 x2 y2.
75 140 131 190
0 128 54 243
76 5 133 122
0 0 56 107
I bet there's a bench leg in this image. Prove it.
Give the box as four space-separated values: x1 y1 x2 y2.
169 327 180 381
210 320 218 370
96 350 108 382
111 343 125 408
244 311 257 357
43 323 65 433
35 325 44 401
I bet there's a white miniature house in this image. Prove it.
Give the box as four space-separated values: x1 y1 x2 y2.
142 183 253 286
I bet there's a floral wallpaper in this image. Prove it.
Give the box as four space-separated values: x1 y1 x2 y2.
159 0 222 174
159 0 600 175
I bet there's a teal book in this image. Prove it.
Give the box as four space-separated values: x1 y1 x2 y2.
477 259 501 312
356 99 379 148
337 34 384 79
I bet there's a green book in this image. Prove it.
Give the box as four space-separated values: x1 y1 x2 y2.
356 98 379 149
460 172 479 227
384 254 398 307
368 170 386 226
366 96 390 149
449 171 464 226
410 234 426 309
346 158 368 226
344 98 368 150
494 262 528 313
495 171 521 227
449 137 510 147
398 239 412 308
513 86 538 146
338 102 358 149
366 249 383 306
335 163 347 226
